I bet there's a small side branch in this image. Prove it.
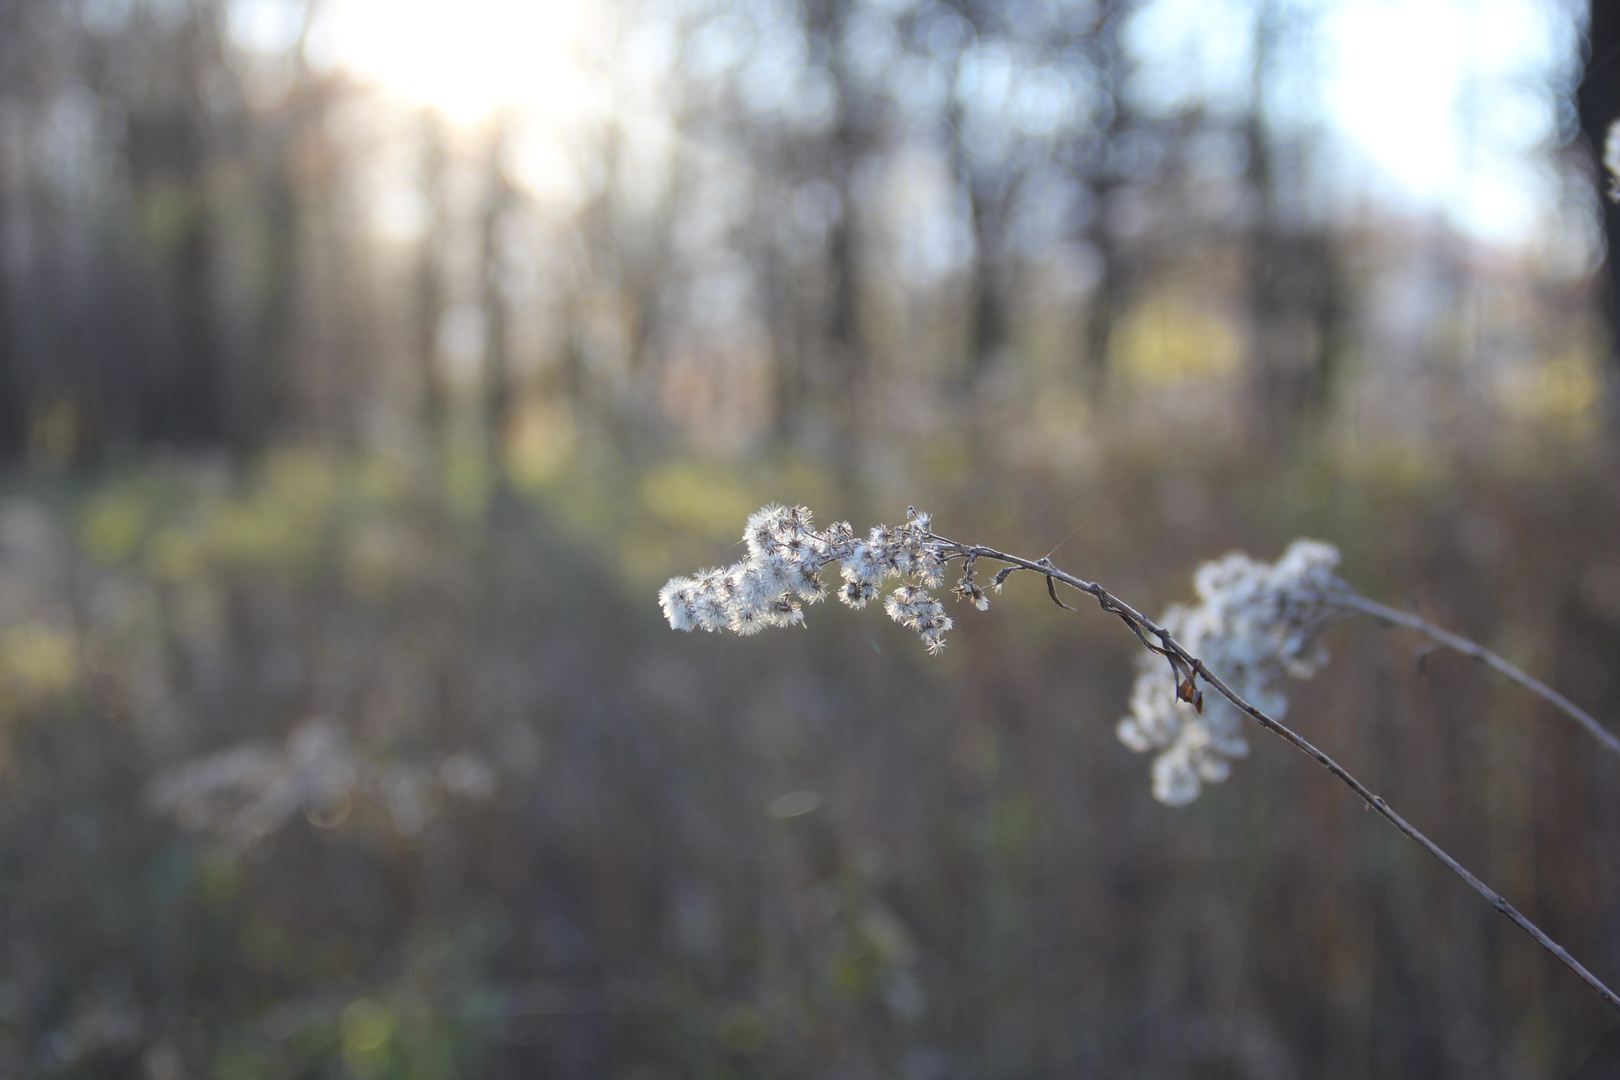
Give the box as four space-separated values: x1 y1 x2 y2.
927 535 1620 1014
1319 590 1620 760
1039 558 1077 611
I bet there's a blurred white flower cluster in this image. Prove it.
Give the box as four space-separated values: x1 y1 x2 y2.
1117 540 1345 806
145 718 498 848
659 505 962 654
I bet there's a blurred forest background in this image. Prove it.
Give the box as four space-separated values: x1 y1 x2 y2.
3 0 1620 1076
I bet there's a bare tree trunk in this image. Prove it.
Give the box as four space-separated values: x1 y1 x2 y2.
1578 0 1620 429
1081 204 1121 394
480 125 514 492
806 0 871 465
234 11 321 455
172 203 223 445
416 115 449 447
237 140 298 453
760 233 801 445
825 159 864 460
0 159 21 462
1080 3 1130 398
1243 2 1340 447
938 0 1009 394
961 165 1009 393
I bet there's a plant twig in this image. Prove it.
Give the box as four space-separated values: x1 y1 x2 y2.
1315 590 1620 760
928 535 1620 1014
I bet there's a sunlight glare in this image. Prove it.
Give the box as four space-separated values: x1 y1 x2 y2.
306 0 611 127
1128 0 1582 248
1319 0 1577 245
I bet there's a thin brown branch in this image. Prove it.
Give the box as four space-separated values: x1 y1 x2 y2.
1317 590 1620 760
927 534 1620 1015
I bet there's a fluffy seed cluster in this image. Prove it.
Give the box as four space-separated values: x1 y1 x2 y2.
659 505 962 654
1117 540 1345 807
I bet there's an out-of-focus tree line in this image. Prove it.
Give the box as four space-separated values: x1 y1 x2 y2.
5 0 1620 1077
0 0 1605 472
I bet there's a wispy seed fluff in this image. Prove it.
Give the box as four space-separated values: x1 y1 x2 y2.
659 505 971 654
1117 539 1345 806
884 585 953 655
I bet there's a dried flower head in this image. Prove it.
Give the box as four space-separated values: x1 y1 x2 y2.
659 505 976 654
1116 539 1345 806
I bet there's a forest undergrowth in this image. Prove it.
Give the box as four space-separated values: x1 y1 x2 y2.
1 441 1618 1077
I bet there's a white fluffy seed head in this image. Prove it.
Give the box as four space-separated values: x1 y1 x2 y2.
884 585 950 649
743 504 790 559
790 561 827 603
955 579 990 612
690 568 731 631
662 505 967 652
1116 539 1340 806
840 580 878 609
658 577 697 631
913 552 946 589
729 605 768 636
842 542 886 586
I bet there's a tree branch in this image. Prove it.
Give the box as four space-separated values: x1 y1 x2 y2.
1316 590 1620 760
928 535 1620 1014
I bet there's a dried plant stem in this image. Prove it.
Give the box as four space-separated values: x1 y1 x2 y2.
1317 590 1620 760
931 536 1620 1014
